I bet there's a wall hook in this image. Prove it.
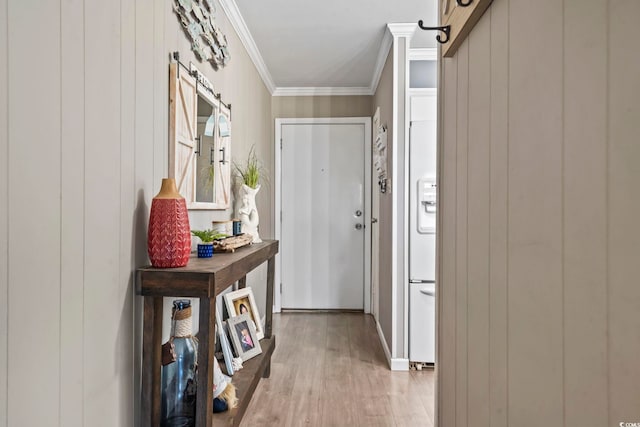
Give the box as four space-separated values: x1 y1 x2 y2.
457 0 473 6
417 21 451 44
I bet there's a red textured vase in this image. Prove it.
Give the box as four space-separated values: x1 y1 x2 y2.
148 178 191 268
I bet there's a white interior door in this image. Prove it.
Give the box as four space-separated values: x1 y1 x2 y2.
280 122 366 310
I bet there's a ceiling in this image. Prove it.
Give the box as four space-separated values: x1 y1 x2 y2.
225 0 439 95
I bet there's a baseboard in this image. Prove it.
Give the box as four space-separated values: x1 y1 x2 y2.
376 320 392 367
390 357 410 371
376 320 410 371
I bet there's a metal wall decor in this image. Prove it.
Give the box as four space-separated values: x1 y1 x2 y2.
173 0 231 69
373 107 389 194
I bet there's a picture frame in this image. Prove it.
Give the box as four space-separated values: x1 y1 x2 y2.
227 313 262 362
224 287 264 340
215 305 234 375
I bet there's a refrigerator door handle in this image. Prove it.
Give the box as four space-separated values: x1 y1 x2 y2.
420 289 435 297
409 279 435 284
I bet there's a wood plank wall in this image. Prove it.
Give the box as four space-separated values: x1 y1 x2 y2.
0 0 272 426
8 2 63 427
1 1 149 425
0 1 7 427
438 0 640 425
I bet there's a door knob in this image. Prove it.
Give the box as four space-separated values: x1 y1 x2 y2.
355 223 363 230
355 210 362 217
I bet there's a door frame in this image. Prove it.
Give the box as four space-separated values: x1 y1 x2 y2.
274 117 372 313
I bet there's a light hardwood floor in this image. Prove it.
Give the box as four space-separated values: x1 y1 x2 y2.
240 313 435 427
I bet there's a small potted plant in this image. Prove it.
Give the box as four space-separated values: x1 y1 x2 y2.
191 229 227 258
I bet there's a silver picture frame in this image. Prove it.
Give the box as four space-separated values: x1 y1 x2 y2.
215 305 234 375
227 313 262 362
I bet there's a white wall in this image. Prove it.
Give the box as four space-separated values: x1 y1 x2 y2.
0 0 272 426
438 0 640 425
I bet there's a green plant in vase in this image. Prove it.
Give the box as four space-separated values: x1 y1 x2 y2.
191 229 228 258
234 146 261 189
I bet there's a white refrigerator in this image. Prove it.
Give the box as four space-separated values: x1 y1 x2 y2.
409 94 437 364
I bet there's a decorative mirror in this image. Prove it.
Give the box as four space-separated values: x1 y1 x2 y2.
169 61 231 209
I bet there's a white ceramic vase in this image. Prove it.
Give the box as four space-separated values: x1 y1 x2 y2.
235 184 262 243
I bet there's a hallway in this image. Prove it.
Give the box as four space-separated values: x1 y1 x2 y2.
240 313 435 426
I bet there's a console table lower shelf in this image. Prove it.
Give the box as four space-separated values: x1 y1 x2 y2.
137 240 279 427
215 336 276 426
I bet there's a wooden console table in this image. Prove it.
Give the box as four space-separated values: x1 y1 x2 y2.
137 240 279 427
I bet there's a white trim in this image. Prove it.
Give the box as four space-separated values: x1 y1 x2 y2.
217 7 421 97
274 118 281 312
274 117 372 314
389 26 416 360
387 22 418 38
390 35 399 359
403 37 412 360
390 358 410 371
218 0 276 94
409 47 438 61
376 320 392 367
376 320 410 371
272 86 372 97
369 29 393 95
363 118 373 314
217 7 427 97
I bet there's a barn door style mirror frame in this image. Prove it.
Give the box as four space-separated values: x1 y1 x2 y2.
169 58 231 210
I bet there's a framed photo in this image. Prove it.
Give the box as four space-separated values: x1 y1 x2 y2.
224 287 264 339
227 313 262 362
215 305 234 375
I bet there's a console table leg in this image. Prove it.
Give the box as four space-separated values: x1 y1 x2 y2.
262 362 271 379
195 297 215 427
265 256 275 338
141 297 163 427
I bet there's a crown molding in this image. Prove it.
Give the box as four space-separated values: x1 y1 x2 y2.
218 5 419 97
409 47 438 61
386 22 418 38
272 86 373 97
218 0 276 94
369 29 393 96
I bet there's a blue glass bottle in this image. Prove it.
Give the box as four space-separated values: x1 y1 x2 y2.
161 299 198 427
